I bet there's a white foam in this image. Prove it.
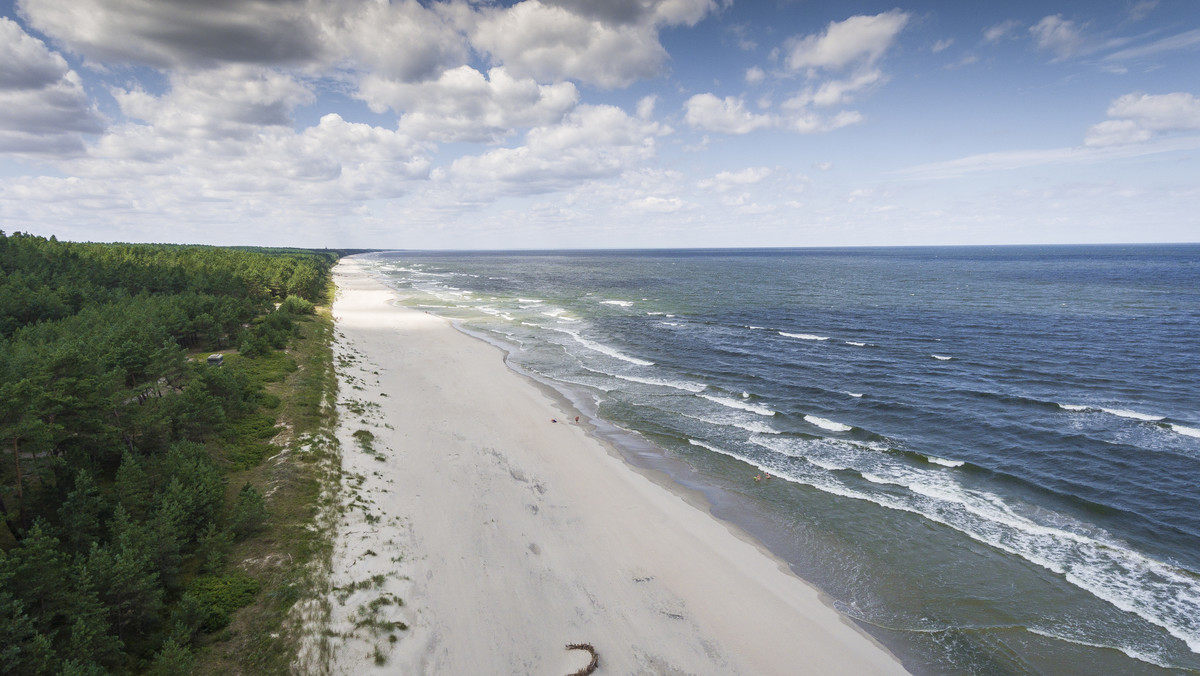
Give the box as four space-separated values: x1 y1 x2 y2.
846 392 864 398
680 412 777 435
926 456 964 468
542 307 579 322
700 394 775 416
1063 404 1169 423
613 373 706 393
932 354 953 361
687 438 737 458
1026 626 1176 670
738 420 780 434
1101 408 1165 422
479 307 513 321
549 327 654 366
1170 424 1200 438
780 331 830 341
601 300 633 307
804 415 852 432
805 457 850 472
749 435 1200 656
845 341 868 346
517 298 543 304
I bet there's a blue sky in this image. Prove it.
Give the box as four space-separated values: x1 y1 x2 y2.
1 0 1197 248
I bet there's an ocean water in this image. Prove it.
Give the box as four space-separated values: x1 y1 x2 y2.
362 245 1200 675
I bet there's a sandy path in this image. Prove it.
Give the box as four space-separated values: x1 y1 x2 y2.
322 258 908 675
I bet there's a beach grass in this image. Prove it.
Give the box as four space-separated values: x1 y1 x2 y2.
191 281 342 675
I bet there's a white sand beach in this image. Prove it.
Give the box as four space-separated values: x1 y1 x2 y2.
322 257 909 675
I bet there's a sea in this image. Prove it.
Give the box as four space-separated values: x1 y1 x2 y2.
359 245 1200 675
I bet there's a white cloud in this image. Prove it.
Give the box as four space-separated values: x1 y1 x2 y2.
698 166 771 191
555 167 691 222
636 95 657 119
1128 0 1158 22
787 69 883 109
1030 15 1086 60
3 108 433 246
902 93 1200 178
787 109 864 134
272 114 432 195
80 109 429 199
360 66 579 144
647 0 720 26
447 104 667 194
932 38 954 53
1085 92 1200 146
766 11 906 136
1084 120 1151 147
0 17 103 155
18 0 326 68
331 0 469 83
112 65 313 141
983 20 1020 44
1103 28 1200 63
898 135 1200 180
544 0 716 27
629 195 685 213
728 23 757 52
745 66 766 85
471 0 716 88
784 10 909 72
684 94 774 134
1108 92 1200 130
0 16 66 89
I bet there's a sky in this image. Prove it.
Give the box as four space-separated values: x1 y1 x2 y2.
0 0 1197 249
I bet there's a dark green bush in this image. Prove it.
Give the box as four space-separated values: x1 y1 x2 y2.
187 574 260 633
229 483 268 540
279 295 314 315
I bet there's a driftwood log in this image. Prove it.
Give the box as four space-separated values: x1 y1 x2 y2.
564 643 599 675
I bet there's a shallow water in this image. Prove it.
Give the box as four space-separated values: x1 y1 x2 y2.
365 245 1200 675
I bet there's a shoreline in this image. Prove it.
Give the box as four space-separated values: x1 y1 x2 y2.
323 257 909 674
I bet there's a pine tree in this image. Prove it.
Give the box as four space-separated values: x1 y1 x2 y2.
58 469 107 555
83 506 164 642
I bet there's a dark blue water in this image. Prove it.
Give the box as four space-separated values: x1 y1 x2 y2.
366 245 1200 674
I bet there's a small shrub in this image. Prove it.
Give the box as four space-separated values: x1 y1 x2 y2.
187 574 260 633
196 523 234 574
279 295 315 315
229 482 268 540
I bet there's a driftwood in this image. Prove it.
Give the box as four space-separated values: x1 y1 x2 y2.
564 643 599 675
